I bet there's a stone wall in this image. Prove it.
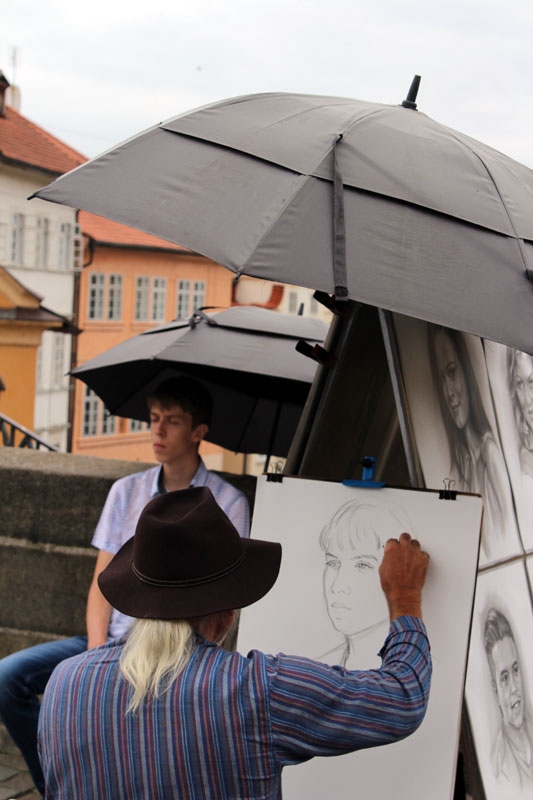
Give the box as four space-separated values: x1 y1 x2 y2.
0 448 256 658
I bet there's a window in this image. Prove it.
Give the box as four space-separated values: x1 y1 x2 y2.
108 274 123 321
51 334 66 388
88 273 105 320
310 295 319 315
152 277 166 321
11 212 25 265
176 280 190 320
101 407 116 435
82 388 99 436
35 217 49 268
82 387 117 436
129 419 149 432
288 290 298 314
192 281 206 312
58 222 72 269
176 279 205 319
135 276 150 321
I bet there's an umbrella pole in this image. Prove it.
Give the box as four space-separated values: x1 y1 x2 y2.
284 305 353 476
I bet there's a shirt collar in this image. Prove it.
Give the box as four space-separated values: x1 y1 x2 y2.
190 457 207 487
151 458 206 496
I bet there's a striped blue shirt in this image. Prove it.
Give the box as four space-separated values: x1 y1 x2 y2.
38 616 431 799
92 459 250 638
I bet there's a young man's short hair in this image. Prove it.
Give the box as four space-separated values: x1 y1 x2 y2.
148 377 213 429
484 607 515 678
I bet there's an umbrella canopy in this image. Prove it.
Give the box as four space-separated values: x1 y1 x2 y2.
34 90 533 354
71 306 328 457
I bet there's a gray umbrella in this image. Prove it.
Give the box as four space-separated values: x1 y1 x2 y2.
33 84 533 354
70 306 328 458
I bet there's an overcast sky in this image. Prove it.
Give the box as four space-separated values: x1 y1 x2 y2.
2 0 533 166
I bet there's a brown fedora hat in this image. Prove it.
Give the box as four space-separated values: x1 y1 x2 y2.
98 486 282 619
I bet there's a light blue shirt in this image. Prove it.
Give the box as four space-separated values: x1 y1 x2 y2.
92 459 250 638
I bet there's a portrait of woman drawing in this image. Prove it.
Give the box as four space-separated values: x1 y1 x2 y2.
507 348 533 480
318 497 413 670
427 325 516 560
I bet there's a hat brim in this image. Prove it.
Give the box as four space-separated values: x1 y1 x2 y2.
98 536 282 619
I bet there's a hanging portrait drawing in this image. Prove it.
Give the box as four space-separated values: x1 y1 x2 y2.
238 476 482 800
393 314 521 566
484 341 533 551
466 562 533 798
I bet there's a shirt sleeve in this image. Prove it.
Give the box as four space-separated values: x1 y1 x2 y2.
224 491 250 538
266 616 431 765
91 477 130 554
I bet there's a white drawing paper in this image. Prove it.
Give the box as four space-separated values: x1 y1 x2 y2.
466 561 533 798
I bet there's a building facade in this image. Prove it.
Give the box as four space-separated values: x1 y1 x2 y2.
71 211 237 469
0 72 84 448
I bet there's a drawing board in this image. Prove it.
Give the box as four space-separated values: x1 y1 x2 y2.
237 476 482 800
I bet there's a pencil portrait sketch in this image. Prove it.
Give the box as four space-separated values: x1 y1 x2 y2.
318 497 412 669
484 607 533 788
507 349 533 480
482 341 532 553
427 325 516 559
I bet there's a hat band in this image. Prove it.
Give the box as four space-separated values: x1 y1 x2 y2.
131 551 246 588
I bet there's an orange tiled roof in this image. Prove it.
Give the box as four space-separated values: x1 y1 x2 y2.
0 105 86 175
79 210 187 252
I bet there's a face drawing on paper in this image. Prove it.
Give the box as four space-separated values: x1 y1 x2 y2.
428 326 513 558
434 329 470 430
319 499 411 669
483 607 533 786
507 349 533 478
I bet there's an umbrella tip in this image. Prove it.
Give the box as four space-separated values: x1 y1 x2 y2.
401 75 421 110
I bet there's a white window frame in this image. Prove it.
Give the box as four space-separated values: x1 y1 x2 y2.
151 277 166 321
107 274 123 321
129 419 149 432
35 217 50 269
88 273 105 320
135 276 150 321
82 388 99 436
58 222 73 270
288 290 298 314
176 279 190 320
100 406 116 435
51 334 66 388
192 280 206 312
11 212 25 265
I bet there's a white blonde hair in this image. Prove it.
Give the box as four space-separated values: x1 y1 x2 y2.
119 612 233 713
120 618 195 712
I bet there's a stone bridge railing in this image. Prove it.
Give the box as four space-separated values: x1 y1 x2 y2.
0 448 256 658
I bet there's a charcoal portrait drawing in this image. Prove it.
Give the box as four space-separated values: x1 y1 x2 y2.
427 325 515 559
507 349 533 480
484 607 533 788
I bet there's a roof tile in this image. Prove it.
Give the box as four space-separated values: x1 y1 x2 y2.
0 105 86 174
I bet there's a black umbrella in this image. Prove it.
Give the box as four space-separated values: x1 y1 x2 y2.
71 306 328 458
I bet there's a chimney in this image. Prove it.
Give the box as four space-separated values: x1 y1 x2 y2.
0 71 10 116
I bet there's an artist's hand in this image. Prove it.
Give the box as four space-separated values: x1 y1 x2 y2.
379 532 429 621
